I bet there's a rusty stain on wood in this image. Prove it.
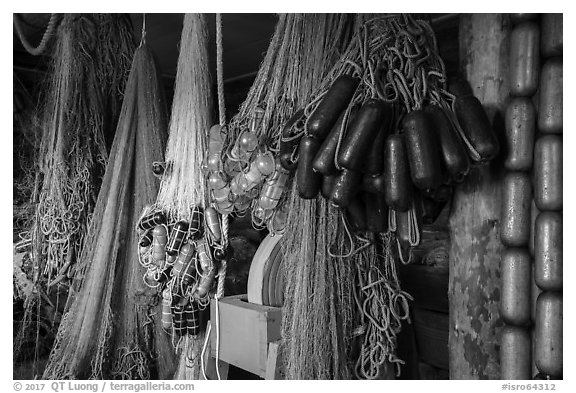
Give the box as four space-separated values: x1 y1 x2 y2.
449 14 510 380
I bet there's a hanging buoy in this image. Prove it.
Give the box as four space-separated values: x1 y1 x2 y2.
363 192 388 233
306 75 360 139
501 325 532 380
166 221 189 256
185 302 200 336
204 207 222 243
535 291 562 377
509 21 540 97
337 99 391 171
344 195 367 232
195 264 216 298
501 248 531 326
152 225 168 268
321 174 338 199
425 105 470 182
534 211 562 291
197 239 212 272
452 94 500 162
362 113 390 175
329 169 361 208
172 243 195 277
172 305 187 337
383 134 412 211
402 110 443 190
189 207 204 241
259 164 289 210
361 173 386 195
501 172 532 247
139 211 167 231
505 97 536 171
161 289 173 332
541 14 563 58
313 109 349 176
296 136 322 199
534 135 562 211
538 58 563 134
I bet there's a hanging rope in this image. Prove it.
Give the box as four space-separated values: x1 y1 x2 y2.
216 14 226 127
214 13 228 302
139 13 146 48
13 13 60 56
212 13 227 381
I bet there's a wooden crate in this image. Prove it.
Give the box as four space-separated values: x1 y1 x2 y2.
210 294 282 378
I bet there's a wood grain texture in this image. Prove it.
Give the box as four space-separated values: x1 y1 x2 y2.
448 13 510 380
210 295 281 378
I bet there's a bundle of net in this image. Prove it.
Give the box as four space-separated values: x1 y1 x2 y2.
201 14 355 237
42 41 175 380
13 14 135 377
134 14 220 380
282 14 460 379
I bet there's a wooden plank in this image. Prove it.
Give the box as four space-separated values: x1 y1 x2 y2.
265 341 280 380
210 295 282 378
448 14 509 380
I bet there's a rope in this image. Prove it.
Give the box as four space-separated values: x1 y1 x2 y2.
139 14 146 48
211 13 227 381
13 13 60 56
216 13 226 126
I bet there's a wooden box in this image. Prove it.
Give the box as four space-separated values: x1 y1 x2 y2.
210 294 282 378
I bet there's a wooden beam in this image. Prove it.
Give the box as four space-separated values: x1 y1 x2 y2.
448 14 510 379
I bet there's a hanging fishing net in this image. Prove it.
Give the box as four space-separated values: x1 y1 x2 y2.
134 13 216 380
281 13 497 379
42 41 176 379
202 14 356 234
14 14 136 377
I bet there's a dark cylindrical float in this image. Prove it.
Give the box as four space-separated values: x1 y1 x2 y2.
504 97 536 171
538 58 563 134
383 134 412 211
534 135 562 211
501 172 532 247
534 291 563 377
403 109 443 190
501 325 532 380
534 211 562 291
501 248 531 326
509 21 540 96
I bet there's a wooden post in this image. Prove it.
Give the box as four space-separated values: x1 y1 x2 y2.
448 14 510 379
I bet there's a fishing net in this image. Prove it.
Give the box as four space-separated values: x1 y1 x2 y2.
42 41 174 379
203 13 360 380
134 13 214 379
208 14 356 233
281 14 459 379
14 14 135 376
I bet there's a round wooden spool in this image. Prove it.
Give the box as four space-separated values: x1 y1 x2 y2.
247 234 284 307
